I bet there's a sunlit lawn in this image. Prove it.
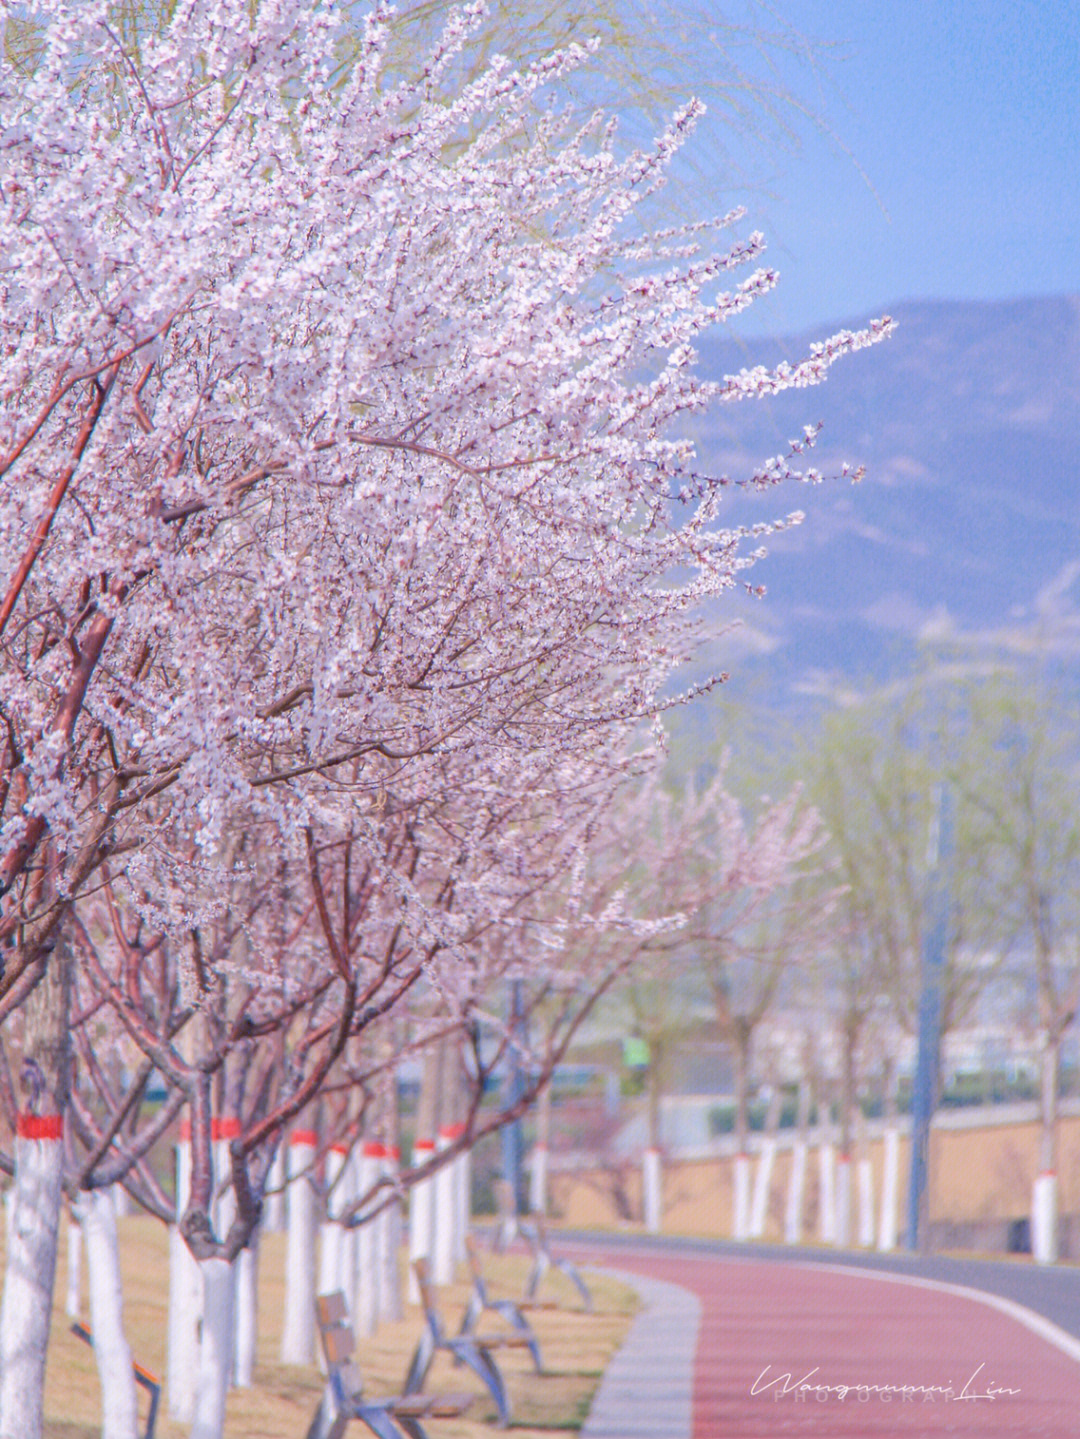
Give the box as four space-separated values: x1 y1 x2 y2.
21 1214 635 1438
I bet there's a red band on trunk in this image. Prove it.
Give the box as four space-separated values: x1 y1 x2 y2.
330 1142 350 1156
439 1123 466 1141
17 1113 62 1140
291 1129 318 1148
363 1141 387 1159
211 1118 241 1141
414 1138 435 1154
179 1120 191 1142
388 1146 400 1162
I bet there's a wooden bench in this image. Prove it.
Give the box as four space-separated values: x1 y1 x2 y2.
521 1216 592 1312
457 1233 542 1374
405 1258 525 1427
308 1291 473 1439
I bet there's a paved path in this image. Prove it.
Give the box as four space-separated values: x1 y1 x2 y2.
581 1270 700 1439
571 1238 1080 1437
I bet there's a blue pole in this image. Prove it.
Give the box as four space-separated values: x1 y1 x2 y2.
502 979 525 1214
906 785 953 1251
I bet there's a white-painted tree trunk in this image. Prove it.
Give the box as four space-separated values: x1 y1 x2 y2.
857 1158 875 1248
784 1140 807 1245
0 1115 66 1439
1032 1171 1059 1265
833 1155 852 1247
749 1139 776 1239
263 1145 286 1233
452 1145 470 1266
731 1152 751 1241
529 1143 549 1217
211 1122 239 1390
408 1137 435 1306
355 1142 381 1338
111 1184 133 1220
77 1188 138 1439
432 1128 458 1286
190 1257 235 1439
378 1147 403 1323
318 1146 349 1301
232 1236 259 1388
280 1130 317 1366
877 1126 900 1252
211 1127 237 1240
168 1130 200 1422
342 1147 361 1314
642 1147 662 1234
65 1213 82 1319
817 1141 836 1244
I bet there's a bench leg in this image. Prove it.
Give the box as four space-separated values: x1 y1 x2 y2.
556 1259 593 1312
493 1300 542 1373
449 1339 511 1427
403 1327 435 1396
306 1387 348 1439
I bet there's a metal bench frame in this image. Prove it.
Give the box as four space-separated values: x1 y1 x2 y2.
308 1291 472 1439
521 1216 592 1312
404 1258 513 1427
458 1233 542 1374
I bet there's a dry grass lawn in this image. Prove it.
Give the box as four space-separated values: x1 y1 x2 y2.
27 1215 636 1438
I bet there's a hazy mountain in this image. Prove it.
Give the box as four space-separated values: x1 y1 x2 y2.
683 295 1080 712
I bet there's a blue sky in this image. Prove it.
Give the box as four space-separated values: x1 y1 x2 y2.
709 0 1080 336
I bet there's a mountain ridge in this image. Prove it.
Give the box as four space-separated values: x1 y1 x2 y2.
684 293 1080 710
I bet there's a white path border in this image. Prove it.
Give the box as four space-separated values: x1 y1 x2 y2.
790 1257 1080 1367
580 1269 700 1439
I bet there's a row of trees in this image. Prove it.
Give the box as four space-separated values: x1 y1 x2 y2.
606 661 1079 1255
0 4 888 1437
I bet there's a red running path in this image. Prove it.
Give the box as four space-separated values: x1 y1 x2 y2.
567 1243 1080 1437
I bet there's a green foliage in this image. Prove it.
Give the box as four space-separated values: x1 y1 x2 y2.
798 657 1080 1039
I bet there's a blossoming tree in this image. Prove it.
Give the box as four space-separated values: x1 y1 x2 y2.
0 2 888 1434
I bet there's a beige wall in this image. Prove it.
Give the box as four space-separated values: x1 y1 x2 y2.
549 1113 1080 1242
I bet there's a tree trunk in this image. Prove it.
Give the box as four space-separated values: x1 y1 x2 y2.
749 1084 781 1239
817 1138 836 1244
878 1125 901 1252
280 1129 317 1365
378 1064 404 1323
65 1210 82 1319
785 1072 812 1245
732 1029 751 1158
355 1139 388 1338
408 1138 435 1305
263 1144 285 1232
433 1042 463 1287
530 1080 551 1217
232 1235 259 1388
0 938 72 1439
190 1257 235 1439
408 1049 439 1303
642 1147 662 1233
1033 1034 1061 1264
318 1144 349 1303
168 1127 200 1422
77 1187 138 1439
833 1151 852 1247
730 1029 752 1242
378 1147 404 1324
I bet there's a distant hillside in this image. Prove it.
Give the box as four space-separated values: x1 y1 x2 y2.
682 295 1080 713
